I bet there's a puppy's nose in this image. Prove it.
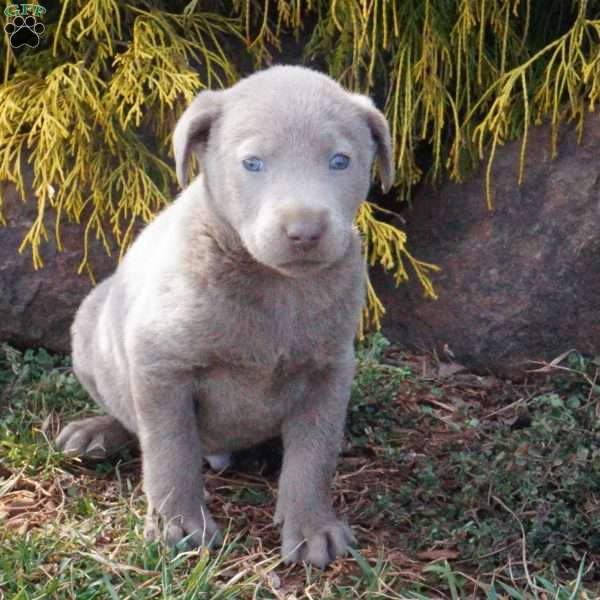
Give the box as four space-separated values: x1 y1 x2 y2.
285 221 327 251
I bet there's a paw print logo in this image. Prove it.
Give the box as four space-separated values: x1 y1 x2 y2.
4 15 45 48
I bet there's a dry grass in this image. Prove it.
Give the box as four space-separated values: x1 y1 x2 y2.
1 340 599 598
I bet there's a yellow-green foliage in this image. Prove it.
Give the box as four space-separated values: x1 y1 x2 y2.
1 0 599 330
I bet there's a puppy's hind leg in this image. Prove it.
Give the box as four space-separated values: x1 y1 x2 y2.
56 415 135 459
57 358 137 460
59 355 137 459
58 278 136 460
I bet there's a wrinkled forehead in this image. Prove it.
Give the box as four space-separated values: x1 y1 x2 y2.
219 81 370 152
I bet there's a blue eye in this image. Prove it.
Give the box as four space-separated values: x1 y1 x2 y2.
329 153 350 170
243 157 264 172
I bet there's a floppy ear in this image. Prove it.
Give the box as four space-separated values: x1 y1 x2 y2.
173 89 224 188
352 94 395 193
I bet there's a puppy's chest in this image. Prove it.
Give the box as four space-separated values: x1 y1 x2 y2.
203 279 349 371
201 296 341 399
192 281 354 451
210 320 330 378
195 333 327 452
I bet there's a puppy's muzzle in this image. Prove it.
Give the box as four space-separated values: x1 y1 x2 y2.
284 219 328 252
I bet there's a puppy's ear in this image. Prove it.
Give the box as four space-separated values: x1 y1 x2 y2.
352 94 395 193
173 89 224 188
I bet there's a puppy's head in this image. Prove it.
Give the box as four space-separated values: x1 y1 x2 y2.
173 66 394 277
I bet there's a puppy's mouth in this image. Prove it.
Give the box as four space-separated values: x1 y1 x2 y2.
276 257 327 273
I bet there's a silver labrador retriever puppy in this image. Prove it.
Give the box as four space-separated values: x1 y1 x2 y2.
56 65 394 568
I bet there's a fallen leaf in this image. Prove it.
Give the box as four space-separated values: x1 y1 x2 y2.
436 362 467 379
416 548 459 561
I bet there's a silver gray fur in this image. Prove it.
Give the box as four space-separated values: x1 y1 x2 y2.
56 65 394 568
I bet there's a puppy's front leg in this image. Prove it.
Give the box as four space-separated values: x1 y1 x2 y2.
132 371 221 548
275 356 357 568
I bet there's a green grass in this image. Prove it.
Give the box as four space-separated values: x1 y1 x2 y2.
1 338 600 598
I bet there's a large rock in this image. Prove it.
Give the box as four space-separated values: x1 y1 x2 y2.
3 119 599 368
0 173 118 353
374 117 600 375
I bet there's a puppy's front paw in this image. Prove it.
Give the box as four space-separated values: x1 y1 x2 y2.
281 518 357 569
144 504 223 550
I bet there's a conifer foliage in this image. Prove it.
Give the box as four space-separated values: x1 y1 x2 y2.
1 1 599 329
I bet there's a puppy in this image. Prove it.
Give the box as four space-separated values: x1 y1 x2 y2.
57 65 394 568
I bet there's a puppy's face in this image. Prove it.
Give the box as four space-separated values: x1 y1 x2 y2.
173 66 394 276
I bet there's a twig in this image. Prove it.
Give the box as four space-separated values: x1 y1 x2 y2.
492 495 543 599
